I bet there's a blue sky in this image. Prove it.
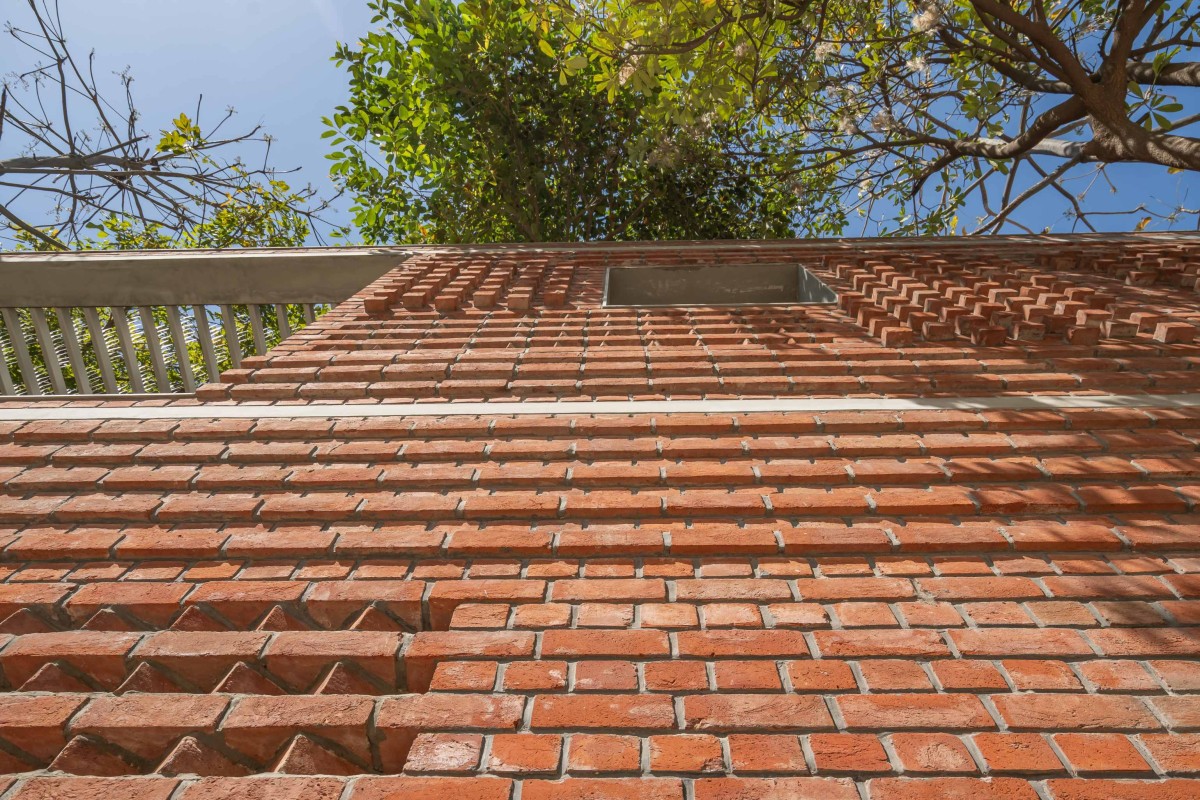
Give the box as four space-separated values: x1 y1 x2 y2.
0 0 375 240
1 1 1197 243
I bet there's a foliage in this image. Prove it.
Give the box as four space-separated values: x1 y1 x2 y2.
550 0 1200 235
326 0 840 243
5 172 316 396
1 300 320 396
0 0 328 251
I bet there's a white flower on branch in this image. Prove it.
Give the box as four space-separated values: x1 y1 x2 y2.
905 55 928 73
872 110 896 132
837 116 861 135
813 42 837 60
912 2 942 33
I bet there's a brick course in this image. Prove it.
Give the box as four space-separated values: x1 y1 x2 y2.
0 236 1199 796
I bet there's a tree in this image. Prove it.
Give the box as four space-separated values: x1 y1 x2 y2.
326 0 840 243
551 0 1200 235
3 198 318 394
1 0 325 251
1 0 328 394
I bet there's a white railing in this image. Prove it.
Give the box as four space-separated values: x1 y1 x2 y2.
0 248 400 396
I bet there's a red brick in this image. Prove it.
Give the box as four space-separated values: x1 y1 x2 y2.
1044 576 1174 600
54 494 161 522
1055 733 1151 774
405 632 535 691
1003 660 1083 691
973 486 1079 514
427 580 546 629
531 695 675 730
919 577 1044 600
8 527 121 559
522 778 683 800
727 734 807 772
677 630 810 658
183 580 306 627
809 733 890 773
0 694 86 760
713 660 783 691
648 734 724 773
1141 733 1200 774
693 778 858 800
891 732 977 773
973 733 1063 774
933 660 1009 692
71 694 228 759
305 579 423 629
992 695 1159 731
787 661 857 692
265 630 401 688
644 661 708 692
871 487 976 515
867 778 1041 799
950 628 1092 657
1043 779 1200 800
64 581 190 626
781 525 892 554
358 492 462 521
0 583 73 617
837 695 994 730
541 629 668 658
487 733 562 775
351 777 513 800
859 660 933 692
796 577 914 601
566 734 641 773
814 630 948 658
1151 697 1200 730
550 578 664 602
133 630 269 688
684 694 834 731
769 488 870 515
2 631 141 689
11 778 179 800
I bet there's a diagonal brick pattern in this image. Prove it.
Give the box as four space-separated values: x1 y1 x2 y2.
0 236 1199 798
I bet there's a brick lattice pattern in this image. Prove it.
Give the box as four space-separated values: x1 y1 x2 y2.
0 236 1199 798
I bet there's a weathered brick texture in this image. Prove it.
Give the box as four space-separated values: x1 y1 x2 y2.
1 236 1199 796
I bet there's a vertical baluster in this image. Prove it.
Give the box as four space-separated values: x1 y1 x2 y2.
29 308 66 393
53 308 93 394
275 303 293 339
0 320 16 396
137 306 171 392
192 305 221 383
164 306 196 392
111 306 146 393
302 303 316 324
0 309 43 395
219 304 242 369
246 303 268 355
82 307 118 393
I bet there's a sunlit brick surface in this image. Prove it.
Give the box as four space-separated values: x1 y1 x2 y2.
1 236 1200 798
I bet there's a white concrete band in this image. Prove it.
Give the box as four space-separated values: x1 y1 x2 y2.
2 393 1200 421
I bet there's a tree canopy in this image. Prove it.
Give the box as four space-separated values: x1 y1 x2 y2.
326 0 841 243
1 0 322 251
549 0 1200 235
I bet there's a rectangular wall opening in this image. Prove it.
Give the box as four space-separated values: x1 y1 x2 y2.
603 263 837 307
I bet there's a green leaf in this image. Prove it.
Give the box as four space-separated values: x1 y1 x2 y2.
538 38 555 58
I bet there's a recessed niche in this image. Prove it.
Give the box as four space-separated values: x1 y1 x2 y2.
604 263 837 307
